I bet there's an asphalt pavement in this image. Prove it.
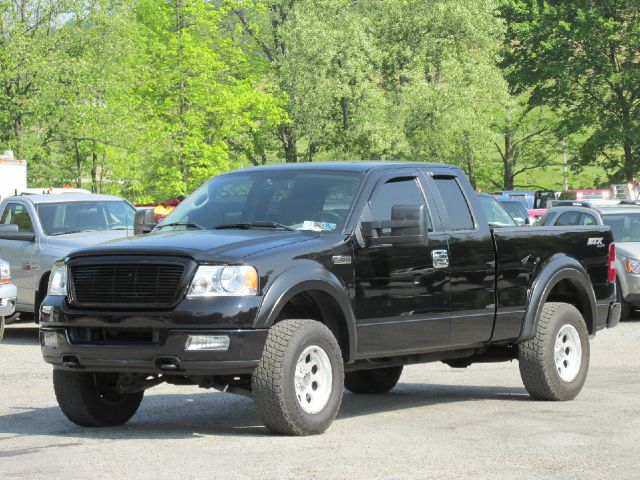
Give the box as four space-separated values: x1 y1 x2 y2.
1 318 639 480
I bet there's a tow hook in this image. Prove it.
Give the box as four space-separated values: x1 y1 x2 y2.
156 357 182 371
62 355 81 369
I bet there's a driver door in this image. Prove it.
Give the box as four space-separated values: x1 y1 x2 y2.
354 172 451 357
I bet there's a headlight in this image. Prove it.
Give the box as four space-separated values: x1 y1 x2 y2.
625 257 640 274
187 266 258 297
48 264 68 296
0 262 9 284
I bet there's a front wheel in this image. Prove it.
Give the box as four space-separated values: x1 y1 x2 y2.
53 370 144 427
252 319 344 436
518 302 590 401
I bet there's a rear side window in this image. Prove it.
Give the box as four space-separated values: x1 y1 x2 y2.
555 211 581 226
580 214 597 226
433 177 474 230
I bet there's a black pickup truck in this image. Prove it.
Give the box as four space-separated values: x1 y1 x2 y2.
40 163 620 435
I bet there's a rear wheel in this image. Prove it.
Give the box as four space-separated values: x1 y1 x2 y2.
344 366 403 394
518 302 590 401
617 278 631 322
53 370 144 427
252 319 344 436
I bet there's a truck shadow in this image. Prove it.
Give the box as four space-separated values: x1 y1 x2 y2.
1 325 39 345
0 382 528 442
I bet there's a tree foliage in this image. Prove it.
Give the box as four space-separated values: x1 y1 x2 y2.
503 0 640 183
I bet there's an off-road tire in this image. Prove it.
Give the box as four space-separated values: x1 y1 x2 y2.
617 278 631 322
252 319 344 436
518 302 590 401
53 370 144 427
344 366 403 394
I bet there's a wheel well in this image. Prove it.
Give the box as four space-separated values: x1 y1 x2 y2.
545 278 594 333
276 290 350 360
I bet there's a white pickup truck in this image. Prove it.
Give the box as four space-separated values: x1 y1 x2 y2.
0 259 17 341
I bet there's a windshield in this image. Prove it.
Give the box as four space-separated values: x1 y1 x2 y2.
478 195 516 227
37 201 135 236
602 213 640 242
158 170 363 232
500 201 528 221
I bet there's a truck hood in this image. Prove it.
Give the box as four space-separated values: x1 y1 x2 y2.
66 229 321 263
614 242 640 260
45 230 132 254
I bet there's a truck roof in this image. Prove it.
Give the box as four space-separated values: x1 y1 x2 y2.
233 161 459 174
2 193 126 205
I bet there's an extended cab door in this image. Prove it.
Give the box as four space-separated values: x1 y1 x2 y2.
426 171 496 347
0 201 38 310
353 171 451 357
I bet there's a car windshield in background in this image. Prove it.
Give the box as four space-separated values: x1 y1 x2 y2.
500 201 528 222
158 170 363 232
37 201 135 236
602 213 640 242
478 195 516 227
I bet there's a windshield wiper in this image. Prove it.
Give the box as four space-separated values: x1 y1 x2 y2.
157 222 206 230
215 221 295 231
50 229 95 236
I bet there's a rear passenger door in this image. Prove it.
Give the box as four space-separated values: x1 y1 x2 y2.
427 172 496 347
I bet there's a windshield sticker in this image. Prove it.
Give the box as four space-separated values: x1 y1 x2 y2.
297 221 337 232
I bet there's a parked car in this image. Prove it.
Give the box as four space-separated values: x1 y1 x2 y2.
0 259 17 341
496 198 534 225
540 202 640 320
40 162 619 435
477 194 517 227
0 194 135 322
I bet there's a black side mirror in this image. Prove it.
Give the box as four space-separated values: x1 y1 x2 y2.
134 208 156 235
0 224 35 241
361 204 427 246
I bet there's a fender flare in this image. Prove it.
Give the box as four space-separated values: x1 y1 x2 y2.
254 262 357 362
518 254 597 342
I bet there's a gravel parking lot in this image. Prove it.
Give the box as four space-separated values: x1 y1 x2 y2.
1 319 639 480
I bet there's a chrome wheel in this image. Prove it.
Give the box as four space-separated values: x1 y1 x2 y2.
294 345 333 414
554 324 582 382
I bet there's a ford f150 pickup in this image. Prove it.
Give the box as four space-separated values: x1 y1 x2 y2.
39 163 620 435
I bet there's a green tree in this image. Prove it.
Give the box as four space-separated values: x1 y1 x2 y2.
503 0 640 182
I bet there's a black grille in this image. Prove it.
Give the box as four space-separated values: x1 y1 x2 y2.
70 263 186 307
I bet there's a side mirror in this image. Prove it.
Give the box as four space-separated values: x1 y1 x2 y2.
361 204 427 246
0 224 35 241
134 208 156 235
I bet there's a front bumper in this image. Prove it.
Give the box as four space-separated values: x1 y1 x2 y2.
0 283 17 317
40 327 268 375
39 294 267 375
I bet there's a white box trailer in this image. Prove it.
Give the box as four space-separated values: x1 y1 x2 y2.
0 151 27 201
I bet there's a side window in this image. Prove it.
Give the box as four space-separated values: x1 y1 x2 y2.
364 177 431 231
433 177 474 230
0 203 34 232
555 211 581 226
580 214 597 226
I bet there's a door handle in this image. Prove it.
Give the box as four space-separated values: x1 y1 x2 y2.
432 250 449 269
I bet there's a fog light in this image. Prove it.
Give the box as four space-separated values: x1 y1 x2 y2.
185 335 230 351
42 331 58 348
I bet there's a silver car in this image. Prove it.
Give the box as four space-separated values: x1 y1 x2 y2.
0 259 17 341
541 203 640 320
0 194 135 321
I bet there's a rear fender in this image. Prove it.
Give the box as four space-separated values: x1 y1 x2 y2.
518 254 597 342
